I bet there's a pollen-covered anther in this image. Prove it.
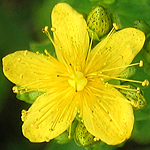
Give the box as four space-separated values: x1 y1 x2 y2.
36 51 39 55
139 60 144 67
21 110 27 121
142 79 149 86
42 26 49 33
12 86 18 93
113 23 119 30
137 87 141 93
94 137 100 141
51 27 56 32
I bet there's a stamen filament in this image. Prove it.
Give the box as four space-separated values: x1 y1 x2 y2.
42 26 55 46
98 74 148 86
101 61 143 73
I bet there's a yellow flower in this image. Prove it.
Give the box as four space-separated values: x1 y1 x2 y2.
2 3 146 145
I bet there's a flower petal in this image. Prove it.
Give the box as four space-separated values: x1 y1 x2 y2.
22 89 77 142
2 50 67 91
51 3 89 69
86 28 145 75
80 85 134 145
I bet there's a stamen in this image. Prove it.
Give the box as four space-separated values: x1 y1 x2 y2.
51 27 56 32
86 31 93 64
42 26 55 46
98 73 149 86
113 23 119 30
12 86 19 93
142 79 149 86
101 61 143 73
137 87 141 94
68 123 72 139
44 49 52 57
85 23 119 71
139 60 144 67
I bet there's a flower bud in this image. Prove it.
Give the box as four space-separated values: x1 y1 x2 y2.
74 122 99 147
87 5 112 40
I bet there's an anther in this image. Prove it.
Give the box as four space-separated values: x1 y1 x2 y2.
113 23 119 30
139 60 143 67
42 26 49 33
51 27 56 32
36 51 39 55
21 110 27 121
12 86 18 93
94 137 100 141
142 79 149 86
44 49 51 57
137 87 141 93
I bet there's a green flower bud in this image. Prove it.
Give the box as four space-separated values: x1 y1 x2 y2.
87 5 112 40
133 19 150 36
74 122 99 147
119 83 147 110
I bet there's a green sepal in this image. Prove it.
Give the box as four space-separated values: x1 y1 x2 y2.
16 90 44 104
133 19 150 36
87 5 112 40
74 122 99 147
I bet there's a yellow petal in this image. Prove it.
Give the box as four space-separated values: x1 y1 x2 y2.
51 3 89 69
22 89 77 142
2 50 67 91
86 28 145 75
80 85 134 145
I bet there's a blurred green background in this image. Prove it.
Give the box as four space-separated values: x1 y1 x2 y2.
1 0 150 149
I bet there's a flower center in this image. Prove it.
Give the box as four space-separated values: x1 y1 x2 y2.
68 71 87 92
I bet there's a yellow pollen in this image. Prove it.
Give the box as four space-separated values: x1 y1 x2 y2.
113 23 119 30
12 86 18 93
68 71 87 92
137 87 141 93
51 27 56 32
139 60 143 67
42 26 49 33
142 79 149 86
